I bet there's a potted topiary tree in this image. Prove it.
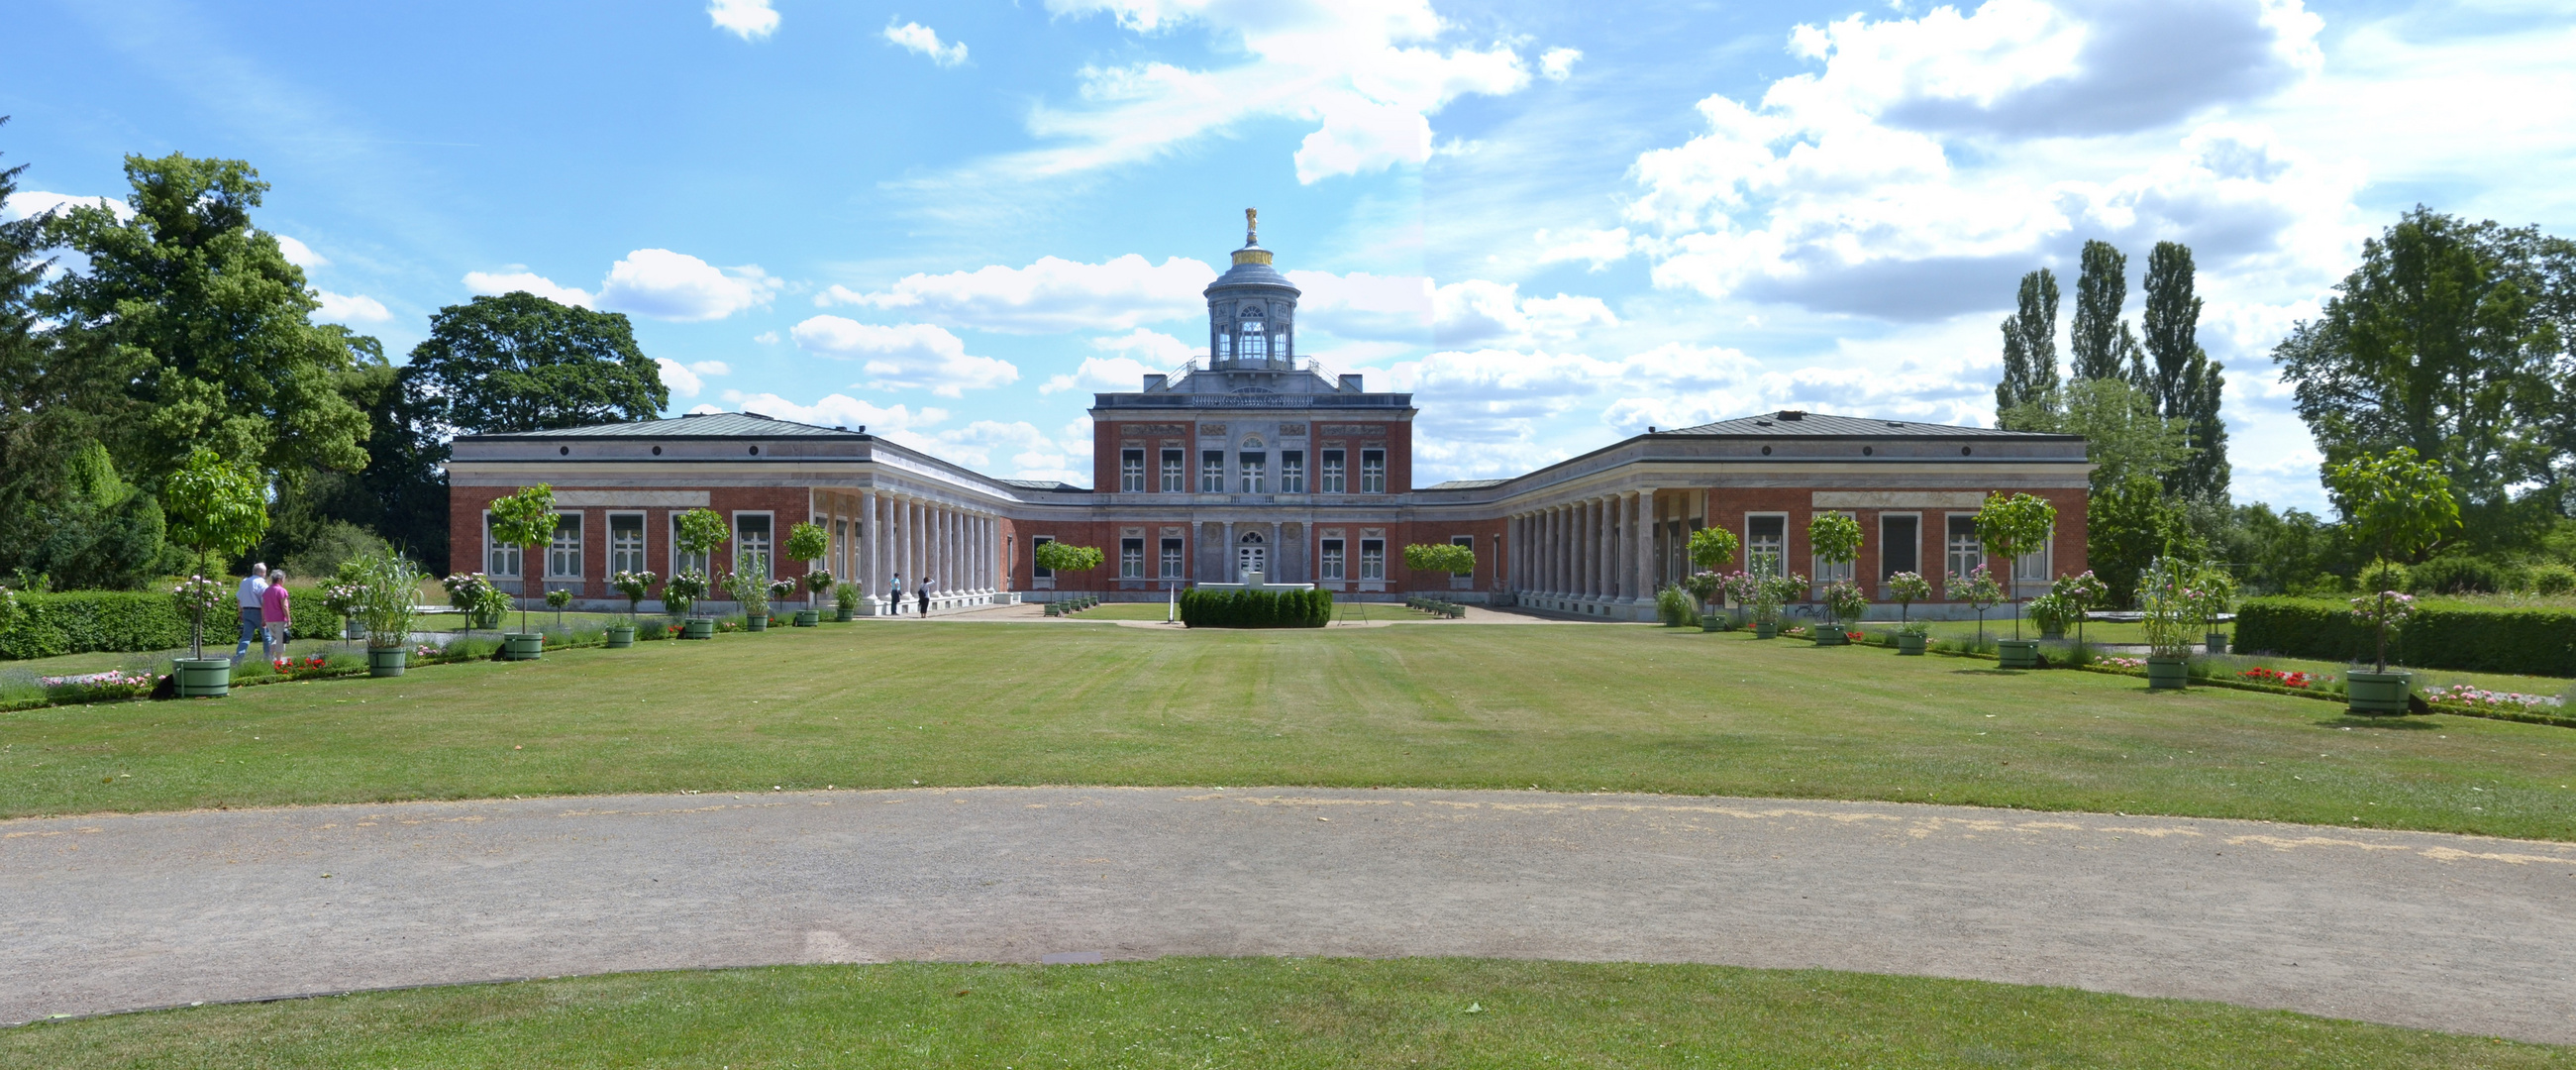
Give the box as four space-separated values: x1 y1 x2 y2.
1804 513 1862 645
1974 492 2057 669
1885 571 1932 655
356 548 423 677
1947 566 2005 648
671 508 732 638
2025 591 2069 641
1034 541 1103 602
768 578 797 627
2051 570 2110 646
1686 528 1740 619
2346 591 2417 712
546 588 571 630
487 483 560 661
722 569 773 631
607 570 654 647
2326 447 2459 712
163 449 269 697
1680 573 1720 630
1816 579 1869 646
664 570 709 638
785 522 831 626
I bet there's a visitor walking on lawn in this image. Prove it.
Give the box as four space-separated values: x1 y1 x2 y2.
260 569 292 655
233 563 269 666
917 576 934 616
888 573 904 615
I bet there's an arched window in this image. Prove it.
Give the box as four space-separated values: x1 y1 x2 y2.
1240 319 1267 360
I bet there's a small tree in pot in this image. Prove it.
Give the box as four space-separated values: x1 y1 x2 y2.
2049 570 2110 646
1686 528 1740 617
608 570 655 647
785 522 831 624
486 484 560 660
832 580 862 621
163 449 269 696
546 588 571 629
2326 447 2458 712
664 570 710 637
1817 579 1869 646
1946 566 2005 645
1884 571 1933 654
2136 556 2214 691
671 508 732 636
722 569 774 630
1974 492 2057 669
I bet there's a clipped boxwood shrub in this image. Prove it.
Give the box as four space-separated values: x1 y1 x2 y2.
2235 595 2576 677
1178 588 1332 628
0 590 192 660
2408 556 2519 595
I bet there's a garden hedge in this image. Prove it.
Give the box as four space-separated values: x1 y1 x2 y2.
1 586 347 661
2234 596 2576 678
1178 588 1333 628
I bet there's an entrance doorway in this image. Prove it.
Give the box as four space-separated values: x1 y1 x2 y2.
1238 532 1266 581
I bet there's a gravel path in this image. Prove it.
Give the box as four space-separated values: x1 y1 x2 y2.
5 787 2572 1041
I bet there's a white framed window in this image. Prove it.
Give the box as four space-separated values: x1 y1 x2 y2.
1160 538 1184 579
1879 513 1919 583
1200 451 1225 493
1240 319 1267 360
1120 450 1146 492
1160 449 1185 493
1360 449 1386 493
833 518 849 577
1031 535 1055 579
1359 539 1386 580
1320 539 1345 581
609 513 647 576
1239 452 1266 493
1280 451 1304 493
1320 450 1346 493
1945 514 1983 582
1745 513 1787 578
1120 538 1145 579
484 511 522 579
670 514 708 578
734 512 773 580
2013 528 2052 588
1811 510 1855 585
548 512 583 580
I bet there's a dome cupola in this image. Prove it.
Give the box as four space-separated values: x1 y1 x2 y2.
1204 208 1299 371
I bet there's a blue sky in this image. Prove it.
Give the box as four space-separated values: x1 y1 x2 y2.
6 0 2573 511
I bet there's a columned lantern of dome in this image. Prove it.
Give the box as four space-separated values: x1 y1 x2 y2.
1204 208 1299 372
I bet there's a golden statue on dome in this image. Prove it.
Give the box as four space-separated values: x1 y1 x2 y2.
1246 207 1258 245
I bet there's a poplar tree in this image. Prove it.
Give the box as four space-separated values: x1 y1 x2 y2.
2140 242 2230 501
2069 240 2139 382
1993 268 2060 427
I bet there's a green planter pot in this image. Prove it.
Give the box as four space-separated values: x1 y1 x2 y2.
1996 639 2039 669
834 607 854 622
173 657 232 697
1700 616 1723 632
605 626 635 649
1753 622 1778 640
2038 622 2065 641
1896 632 1927 656
747 614 770 632
682 617 715 640
501 632 545 661
2346 671 2414 714
793 609 820 627
1811 629 1850 646
2205 632 2228 655
2145 655 2189 691
470 610 501 630
367 646 408 678
343 618 366 641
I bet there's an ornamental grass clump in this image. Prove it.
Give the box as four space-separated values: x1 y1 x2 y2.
2137 557 2222 659
356 549 423 650
833 581 862 614
1655 584 1700 627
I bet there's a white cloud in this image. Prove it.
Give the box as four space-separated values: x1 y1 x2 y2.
884 21 969 65
714 390 946 434
920 419 1089 482
707 0 778 40
1532 227 1633 270
463 269 594 308
311 290 390 324
1432 280 1617 347
596 249 780 321
1090 327 1195 364
753 330 780 344
819 255 1213 333
790 316 1019 396
274 235 327 268
1284 269 1434 341
655 359 734 398
1038 330 1193 395
1020 0 1541 182
1 191 129 222
1538 47 1581 82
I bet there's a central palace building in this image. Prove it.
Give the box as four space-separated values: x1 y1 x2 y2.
449 222 2092 620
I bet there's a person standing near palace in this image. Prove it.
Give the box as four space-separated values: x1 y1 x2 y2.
917 575 934 616
260 569 292 659
233 563 269 666
887 572 904 615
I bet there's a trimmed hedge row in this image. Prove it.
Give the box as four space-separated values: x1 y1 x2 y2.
1179 588 1332 628
1 586 350 661
2234 596 2576 678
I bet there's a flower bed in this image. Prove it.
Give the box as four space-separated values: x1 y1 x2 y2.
2421 683 2563 714
38 670 164 702
2240 666 2327 690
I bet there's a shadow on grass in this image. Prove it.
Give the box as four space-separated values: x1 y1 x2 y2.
1949 668 2027 677
2317 714 2439 730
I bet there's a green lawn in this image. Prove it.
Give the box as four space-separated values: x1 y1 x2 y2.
5 621 2573 838
7 958 2560 1068
0 611 639 679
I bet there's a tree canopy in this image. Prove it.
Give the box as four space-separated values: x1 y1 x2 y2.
2070 240 2139 382
1993 268 2059 424
401 292 668 437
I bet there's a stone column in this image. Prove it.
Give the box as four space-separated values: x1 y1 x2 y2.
1585 498 1602 600
1543 508 1558 594
1630 490 1653 602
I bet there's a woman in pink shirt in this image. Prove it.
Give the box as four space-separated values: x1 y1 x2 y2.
260 569 292 654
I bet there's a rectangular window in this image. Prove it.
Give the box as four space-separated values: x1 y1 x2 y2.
1449 534 1475 577
485 513 522 579
735 513 773 580
670 514 708 578
1240 321 1267 360
1320 450 1346 493
1946 515 1983 581
1120 538 1145 579
548 513 583 580
1032 535 1055 579
2014 531 2051 586
1811 510 1855 584
1359 449 1386 493
1160 538 1184 579
1320 539 1346 581
1745 514 1787 578
1160 449 1185 493
610 513 646 576
1120 449 1146 492
833 519 849 577
1880 514 1919 581
1200 451 1225 493
1280 450 1305 493
1239 452 1266 493
1359 539 1386 581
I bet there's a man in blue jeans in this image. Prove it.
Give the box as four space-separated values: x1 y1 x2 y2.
232 563 269 666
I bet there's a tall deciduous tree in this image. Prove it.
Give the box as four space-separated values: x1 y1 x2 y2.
2274 208 2563 532
1994 268 2060 426
2069 240 2140 382
400 292 668 437
1998 377 2189 494
36 154 369 489
2139 241 2230 502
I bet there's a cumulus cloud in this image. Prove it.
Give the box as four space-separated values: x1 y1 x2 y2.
654 359 734 398
1538 47 1581 81
1037 331 1192 394
884 21 968 65
1284 269 1435 341
707 0 778 40
311 290 390 324
596 249 780 321
274 236 327 268
711 390 946 434
1533 227 1632 270
1 191 130 222
463 269 593 308
1432 280 1617 347
1019 0 1543 182
920 419 1090 482
819 255 1213 333
790 316 1019 396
